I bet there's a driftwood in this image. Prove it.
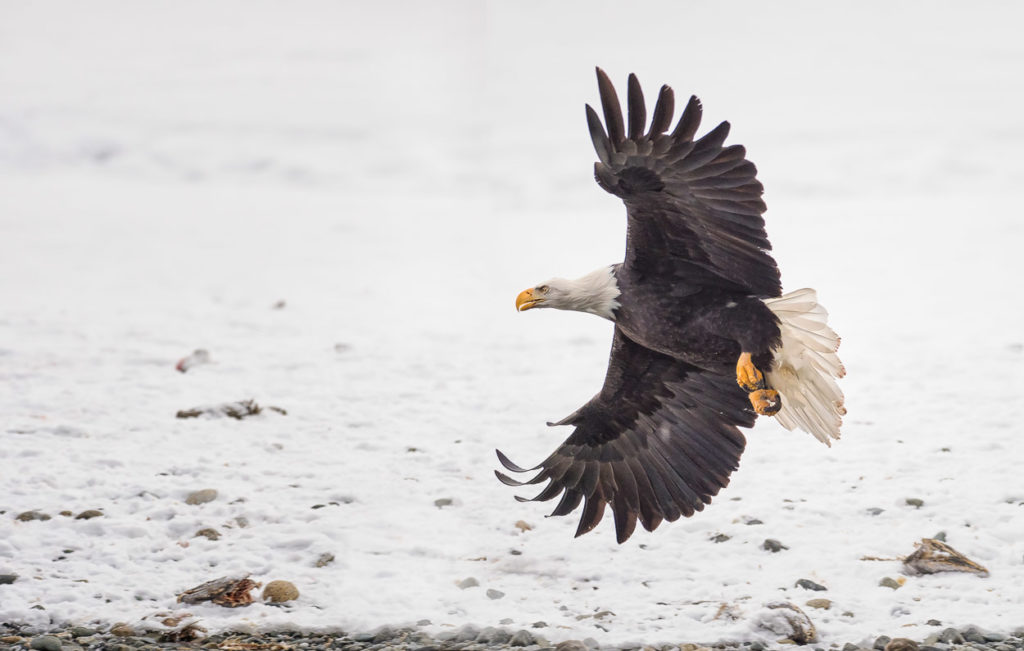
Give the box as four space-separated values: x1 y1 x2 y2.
903 538 989 576
177 575 261 607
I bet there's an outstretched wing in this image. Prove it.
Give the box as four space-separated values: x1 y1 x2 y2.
587 68 781 297
496 328 753 543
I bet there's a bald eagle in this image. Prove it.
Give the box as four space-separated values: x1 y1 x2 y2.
496 69 845 544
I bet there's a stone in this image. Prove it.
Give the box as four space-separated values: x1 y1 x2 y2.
510 630 535 646
30 635 63 651
75 510 103 520
109 623 135 637
16 510 51 521
842 644 861 651
873 636 891 650
185 489 218 505
905 498 924 508
932 531 946 542
805 598 832 610
315 552 335 567
556 642 589 651
884 638 919 651
69 627 97 638
434 498 454 508
456 577 479 589
262 580 300 603
486 588 505 599
795 578 827 591
710 533 731 543
0 574 17 584
531 621 547 628
194 528 221 541
879 577 902 589
938 628 965 645
479 628 511 644
763 539 788 552
866 507 885 516
515 520 533 532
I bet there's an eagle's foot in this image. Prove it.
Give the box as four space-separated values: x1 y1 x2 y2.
749 389 781 416
736 352 765 392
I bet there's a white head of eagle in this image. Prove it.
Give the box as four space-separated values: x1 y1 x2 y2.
516 266 621 321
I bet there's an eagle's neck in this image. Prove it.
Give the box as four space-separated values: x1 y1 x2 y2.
564 266 621 320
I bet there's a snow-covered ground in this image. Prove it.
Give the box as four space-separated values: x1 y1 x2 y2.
2 1 1023 646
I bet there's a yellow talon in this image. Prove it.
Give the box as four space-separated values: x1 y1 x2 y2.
749 389 781 416
736 352 765 392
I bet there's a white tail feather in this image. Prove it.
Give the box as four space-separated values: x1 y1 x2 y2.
763 288 845 445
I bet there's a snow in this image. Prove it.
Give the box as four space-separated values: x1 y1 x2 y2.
2 0 1024 646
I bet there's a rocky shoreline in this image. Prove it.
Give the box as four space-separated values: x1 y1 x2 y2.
2 624 1023 651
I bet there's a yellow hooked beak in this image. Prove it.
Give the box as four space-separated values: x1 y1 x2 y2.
516 288 542 311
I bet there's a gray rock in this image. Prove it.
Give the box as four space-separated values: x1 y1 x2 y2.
0 574 17 585
795 578 827 591
805 598 831 610
963 629 987 644
185 489 218 505
455 625 480 643
842 644 861 651
582 639 600 649
486 588 505 600
531 621 547 628
884 638 919 651
75 510 103 520
763 538 788 552
315 552 335 567
510 630 535 646
31 635 63 651
905 498 924 508
478 628 511 645
873 636 891 650
879 576 902 589
983 632 1008 642
456 577 479 589
434 498 454 508
194 527 221 541
939 628 965 645
932 531 947 542
499 618 514 625
866 507 885 516
710 533 731 543
69 627 97 638
556 642 589 651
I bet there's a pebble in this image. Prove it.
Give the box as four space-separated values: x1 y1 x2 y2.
194 527 221 541
509 630 535 646
185 488 218 505
879 576 903 589
885 638 920 651
710 533 731 543
762 538 788 552
74 510 103 520
875 636 892 650
262 579 300 603
487 588 506 599
456 577 479 589
0 574 17 584
15 510 51 522
906 498 925 508
315 552 335 567
434 498 454 508
30 635 62 651
805 598 832 609
795 578 827 591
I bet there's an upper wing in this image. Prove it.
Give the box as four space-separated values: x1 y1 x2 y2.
587 68 781 297
496 328 753 543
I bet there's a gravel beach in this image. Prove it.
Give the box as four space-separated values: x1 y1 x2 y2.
2 624 1024 651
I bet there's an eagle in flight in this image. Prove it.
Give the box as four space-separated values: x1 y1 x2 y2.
496 69 845 544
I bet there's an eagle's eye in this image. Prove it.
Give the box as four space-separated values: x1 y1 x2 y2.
537 285 549 293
